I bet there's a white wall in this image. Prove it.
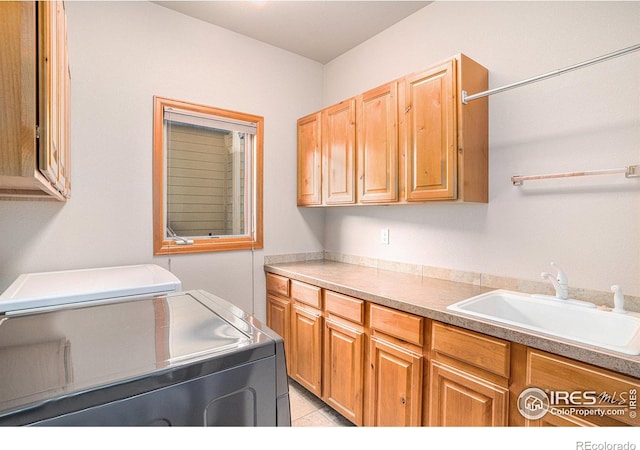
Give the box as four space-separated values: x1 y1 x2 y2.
0 1 326 319
0 1 637 322
322 2 640 296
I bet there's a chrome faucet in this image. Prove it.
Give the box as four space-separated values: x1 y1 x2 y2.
540 262 568 300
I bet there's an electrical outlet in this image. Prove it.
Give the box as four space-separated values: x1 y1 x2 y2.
381 228 389 245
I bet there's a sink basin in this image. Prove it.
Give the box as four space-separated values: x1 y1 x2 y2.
447 290 640 355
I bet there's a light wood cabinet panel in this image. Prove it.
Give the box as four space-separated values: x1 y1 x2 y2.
431 322 510 378
323 99 356 205
267 294 291 373
296 111 322 206
0 1 70 200
519 348 640 427
290 303 323 397
39 0 70 195
323 318 365 425
402 55 488 203
403 60 456 201
291 280 322 309
266 273 290 298
429 322 510 426
368 336 423 426
369 303 423 347
357 82 398 203
429 360 508 426
325 290 364 324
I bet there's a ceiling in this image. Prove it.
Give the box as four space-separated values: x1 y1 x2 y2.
153 1 431 64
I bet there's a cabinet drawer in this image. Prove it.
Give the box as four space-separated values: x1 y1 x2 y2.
291 280 322 309
527 349 639 426
431 322 510 378
266 273 290 297
369 304 423 346
325 291 364 324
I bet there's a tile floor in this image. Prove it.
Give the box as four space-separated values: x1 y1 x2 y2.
288 378 354 427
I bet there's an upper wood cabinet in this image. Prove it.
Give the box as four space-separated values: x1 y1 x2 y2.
403 60 456 201
323 99 356 205
0 1 71 200
357 82 399 203
296 54 488 207
296 111 322 206
402 55 488 202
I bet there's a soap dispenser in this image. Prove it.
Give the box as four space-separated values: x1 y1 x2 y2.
611 285 627 314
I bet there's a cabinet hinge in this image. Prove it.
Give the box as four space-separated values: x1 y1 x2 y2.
35 125 40 139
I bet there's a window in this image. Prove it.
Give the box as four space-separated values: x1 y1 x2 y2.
153 96 263 254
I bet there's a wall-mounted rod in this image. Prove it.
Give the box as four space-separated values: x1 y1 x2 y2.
462 43 640 104
512 165 639 186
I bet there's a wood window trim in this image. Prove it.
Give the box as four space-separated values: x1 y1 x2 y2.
152 96 263 255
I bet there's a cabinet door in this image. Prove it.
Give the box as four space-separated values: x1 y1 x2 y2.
323 99 356 204
323 319 365 425
297 112 322 206
290 304 323 397
429 361 508 426
357 82 398 203
522 348 639 427
38 1 70 197
403 60 456 201
267 294 291 373
368 336 423 426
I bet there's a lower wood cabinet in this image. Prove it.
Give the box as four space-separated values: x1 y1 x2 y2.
429 360 508 426
265 272 640 427
290 303 323 397
511 345 640 427
429 322 510 426
367 302 424 426
368 335 423 426
266 274 291 373
323 318 365 425
266 294 291 372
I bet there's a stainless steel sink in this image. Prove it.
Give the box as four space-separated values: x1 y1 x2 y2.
447 290 640 355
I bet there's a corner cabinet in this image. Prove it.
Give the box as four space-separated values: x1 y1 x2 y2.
296 54 488 207
0 1 71 201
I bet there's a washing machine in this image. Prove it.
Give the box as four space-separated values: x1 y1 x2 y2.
0 265 290 426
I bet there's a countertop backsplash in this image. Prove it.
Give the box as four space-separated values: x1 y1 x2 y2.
264 251 640 313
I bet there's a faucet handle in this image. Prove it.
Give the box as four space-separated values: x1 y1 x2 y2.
550 262 568 285
611 285 627 314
